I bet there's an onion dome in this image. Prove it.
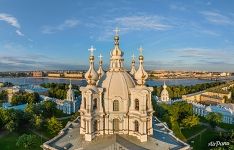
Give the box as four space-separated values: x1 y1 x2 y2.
97 53 105 79
84 46 99 85
67 79 74 101
134 46 148 85
161 81 169 101
163 81 167 89
110 27 124 71
130 54 136 75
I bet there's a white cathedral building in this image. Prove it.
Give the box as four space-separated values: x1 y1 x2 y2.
160 82 170 102
79 31 154 142
43 29 190 150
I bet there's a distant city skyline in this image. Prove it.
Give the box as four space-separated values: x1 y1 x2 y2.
0 0 234 72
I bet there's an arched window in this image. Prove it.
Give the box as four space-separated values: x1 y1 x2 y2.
93 120 98 132
134 120 139 132
93 98 97 110
113 119 119 132
146 95 149 110
83 97 86 109
113 100 119 111
135 99 139 110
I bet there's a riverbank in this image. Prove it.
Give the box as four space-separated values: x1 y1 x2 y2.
0 77 227 87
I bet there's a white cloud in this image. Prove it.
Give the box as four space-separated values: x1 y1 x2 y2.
169 4 186 11
0 13 20 28
42 19 80 34
168 47 234 60
0 13 26 37
16 30 24 36
201 11 234 25
95 15 172 41
114 16 172 31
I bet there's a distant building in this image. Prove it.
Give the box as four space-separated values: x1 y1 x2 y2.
191 102 234 124
182 90 231 105
56 80 79 114
48 73 62 78
64 72 83 78
160 82 170 102
32 71 43 77
6 86 21 102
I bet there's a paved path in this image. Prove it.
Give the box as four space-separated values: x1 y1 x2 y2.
0 130 8 138
29 129 49 140
57 116 72 121
187 128 207 141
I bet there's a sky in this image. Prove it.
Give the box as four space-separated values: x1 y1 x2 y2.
0 0 234 72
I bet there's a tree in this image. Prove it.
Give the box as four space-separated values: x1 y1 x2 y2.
181 115 199 128
0 90 8 102
24 103 35 115
47 116 62 135
32 115 43 129
206 112 222 128
16 134 37 149
42 101 57 118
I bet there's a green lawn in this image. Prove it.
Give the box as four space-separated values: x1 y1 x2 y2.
35 118 70 139
218 122 234 131
181 125 206 139
0 131 44 150
188 129 218 150
53 109 72 118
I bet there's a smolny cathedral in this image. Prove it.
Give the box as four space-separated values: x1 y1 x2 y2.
42 28 190 150
79 28 154 142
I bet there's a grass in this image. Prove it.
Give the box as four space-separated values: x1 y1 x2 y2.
198 116 209 123
35 117 70 139
188 129 218 150
171 121 186 141
0 131 45 150
218 122 234 131
181 125 206 139
53 109 71 118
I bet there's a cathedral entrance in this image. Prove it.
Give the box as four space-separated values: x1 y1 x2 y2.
113 119 119 133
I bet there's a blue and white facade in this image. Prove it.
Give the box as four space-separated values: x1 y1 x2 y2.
191 102 234 124
56 81 80 114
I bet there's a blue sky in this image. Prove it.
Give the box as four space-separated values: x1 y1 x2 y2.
0 0 234 72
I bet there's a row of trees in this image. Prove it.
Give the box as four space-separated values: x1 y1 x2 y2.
0 90 8 102
155 101 199 140
40 83 80 99
11 92 40 106
0 101 63 135
150 81 225 99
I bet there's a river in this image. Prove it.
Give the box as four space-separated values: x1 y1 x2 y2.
0 77 233 87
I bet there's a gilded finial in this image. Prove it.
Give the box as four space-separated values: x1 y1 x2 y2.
113 27 120 36
88 45 96 56
139 46 143 56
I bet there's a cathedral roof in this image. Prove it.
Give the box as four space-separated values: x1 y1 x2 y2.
97 29 136 100
98 71 135 100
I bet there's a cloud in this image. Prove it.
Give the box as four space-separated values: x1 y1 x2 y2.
95 15 172 41
169 47 233 59
0 13 20 28
200 11 234 25
114 16 172 31
0 13 25 36
169 4 186 11
16 30 24 36
0 55 86 71
42 19 80 34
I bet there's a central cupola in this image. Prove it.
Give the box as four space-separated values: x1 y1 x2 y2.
110 27 124 71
